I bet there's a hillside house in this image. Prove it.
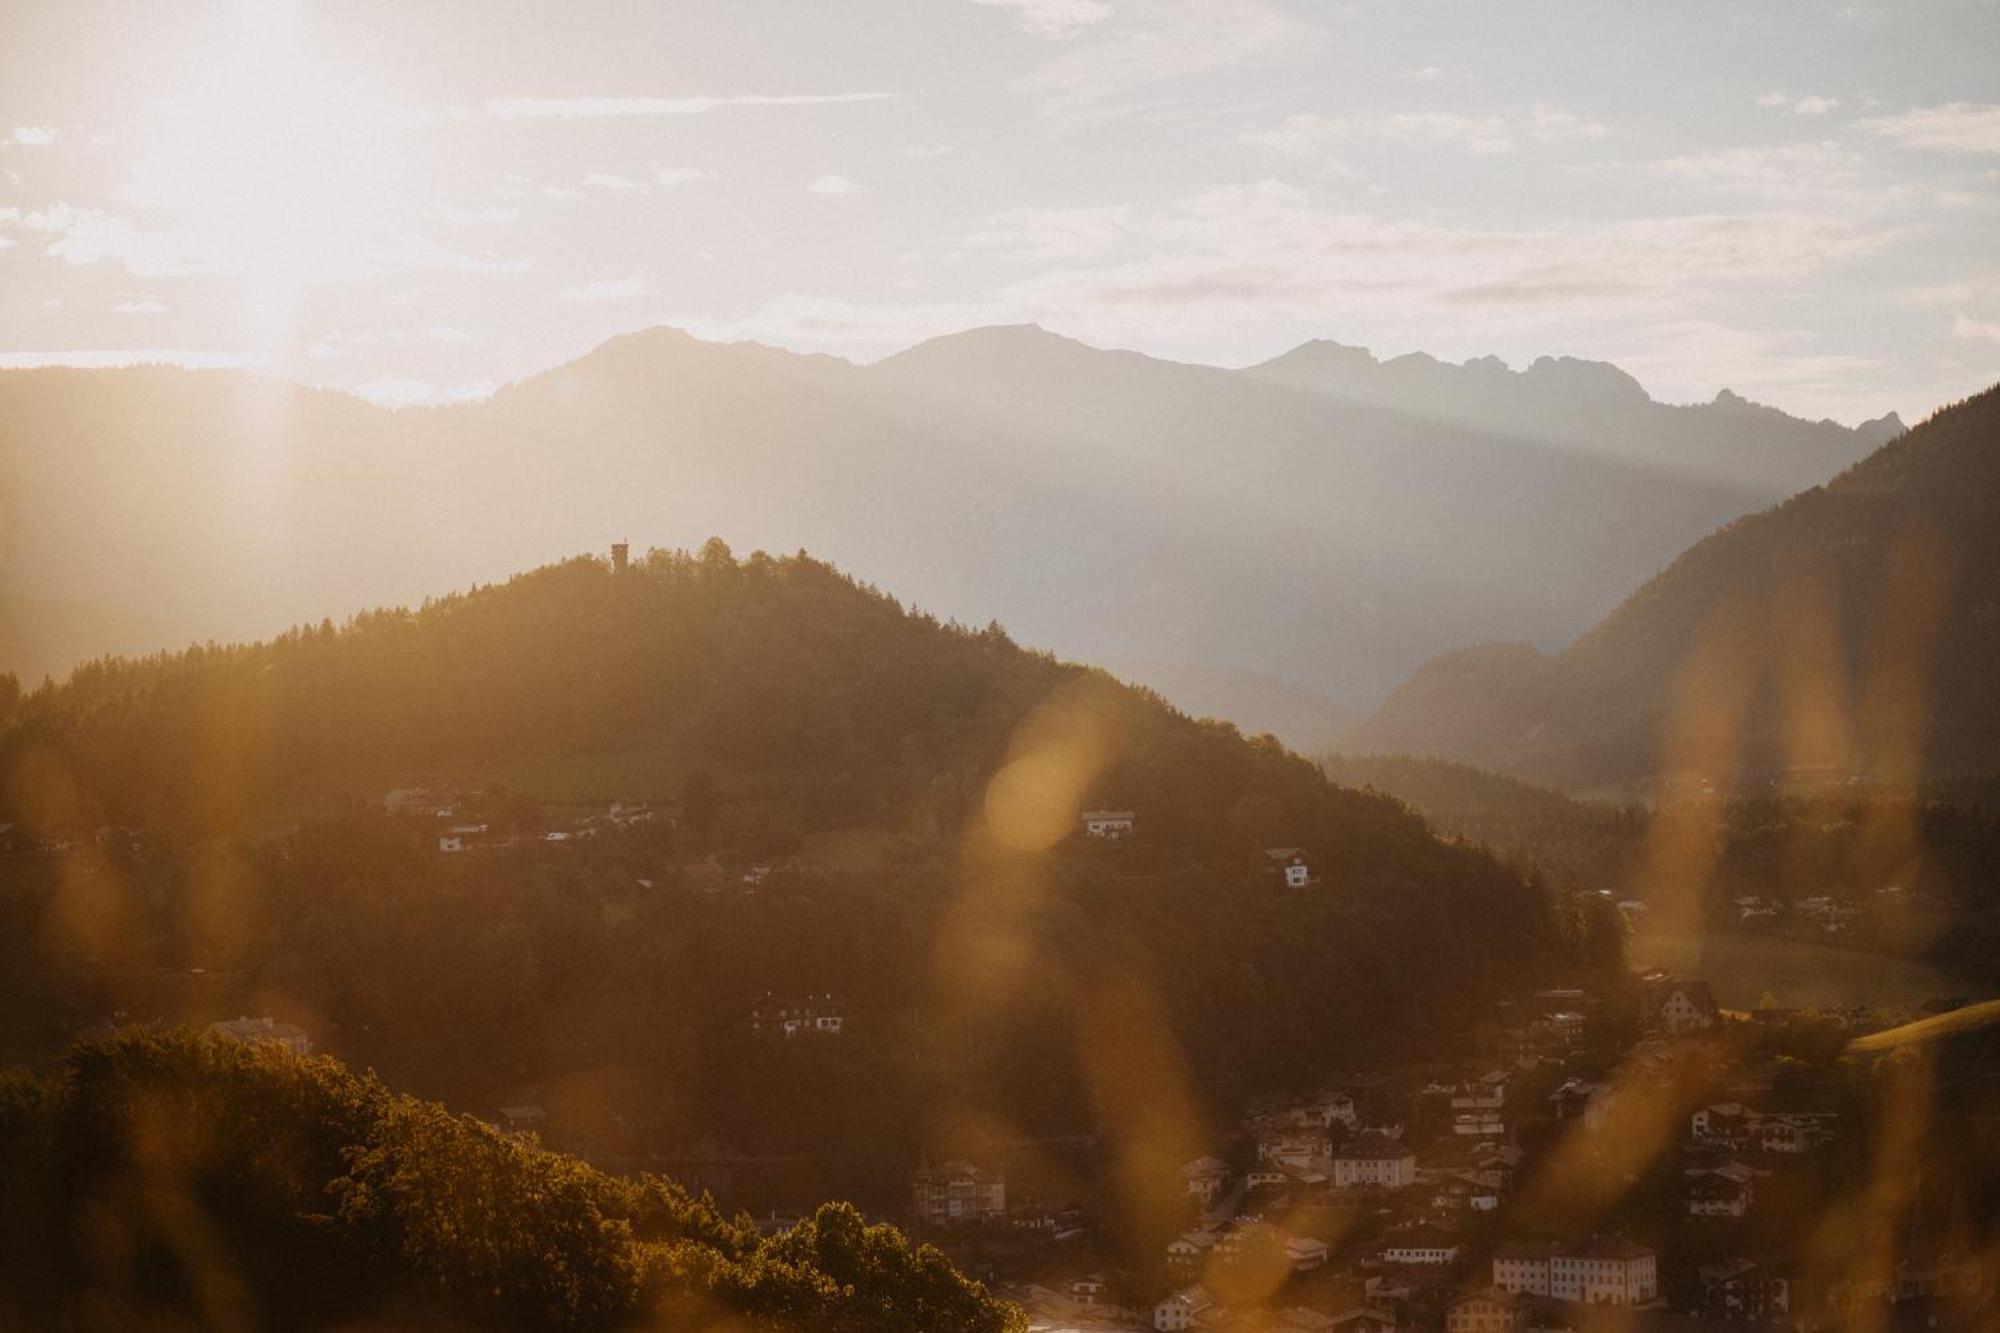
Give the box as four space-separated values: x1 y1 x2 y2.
1167 1228 1220 1270
1154 1284 1213 1331
1447 1070 1508 1110
497 1105 547 1135
205 1016 312 1056
1446 1288 1528 1333
748 993 845 1037
1686 1162 1759 1217
1334 1133 1417 1189
1644 976 1719 1032
1183 1155 1232 1205
1259 1129 1332 1168
1082 810 1136 839
1548 1079 1613 1129
1493 1237 1657 1305
1287 1236 1331 1272
910 1161 1005 1225
1699 1259 1790 1321
1382 1227 1461 1265
1065 1274 1109 1305
1262 846 1314 888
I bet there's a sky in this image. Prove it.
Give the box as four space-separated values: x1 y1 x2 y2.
0 0 1995 424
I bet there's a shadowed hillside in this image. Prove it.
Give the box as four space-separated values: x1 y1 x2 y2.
0 1029 1023 1331
0 546 1618 1229
1352 383 2000 790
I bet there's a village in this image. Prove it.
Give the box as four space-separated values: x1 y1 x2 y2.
13 793 1990 1332
903 972 1985 1333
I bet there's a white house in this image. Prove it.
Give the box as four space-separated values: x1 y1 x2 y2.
1382 1228 1461 1265
205 1016 312 1056
910 1161 1006 1225
1494 1237 1656 1305
748 993 845 1037
1645 976 1719 1032
1167 1228 1219 1270
1154 1284 1213 1331
1447 1288 1528 1333
1287 1236 1330 1272
1183 1155 1232 1205
1083 810 1136 839
1263 846 1314 888
1333 1132 1416 1189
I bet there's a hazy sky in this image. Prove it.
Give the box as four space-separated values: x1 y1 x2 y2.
0 0 1995 422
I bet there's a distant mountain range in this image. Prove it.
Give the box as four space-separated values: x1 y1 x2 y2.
0 326 1899 740
1351 383 2000 790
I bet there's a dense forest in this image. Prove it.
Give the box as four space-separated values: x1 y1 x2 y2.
0 1029 1022 1331
0 547 1618 1226
1322 752 2000 988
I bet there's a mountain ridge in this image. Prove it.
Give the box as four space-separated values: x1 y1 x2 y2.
0 325 1895 744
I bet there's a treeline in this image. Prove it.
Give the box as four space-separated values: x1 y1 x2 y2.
1323 751 2000 985
0 1029 1023 1331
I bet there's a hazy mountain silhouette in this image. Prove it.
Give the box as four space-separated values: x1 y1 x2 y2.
1246 340 1903 496
0 326 1895 742
1350 383 2000 790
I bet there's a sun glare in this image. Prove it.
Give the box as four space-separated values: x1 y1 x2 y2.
118 0 397 348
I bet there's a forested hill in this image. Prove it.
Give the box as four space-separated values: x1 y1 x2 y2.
0 1029 1022 1331
0 546 1618 1226
10 540 1459 855
1349 382 2000 791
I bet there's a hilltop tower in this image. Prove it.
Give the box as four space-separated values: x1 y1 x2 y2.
611 542 629 573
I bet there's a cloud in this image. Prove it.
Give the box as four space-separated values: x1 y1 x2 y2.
111 299 168 314
583 172 647 192
1757 91 1790 109
1013 0 1320 116
1242 103 1603 159
396 234 534 273
1626 140 1871 203
1858 101 2000 154
973 0 1114 39
558 275 645 301
807 174 867 195
10 126 59 146
1381 111 1517 155
44 213 217 277
1526 102 1608 143
1952 313 2000 341
939 180 1901 343
960 204 1135 261
483 92 896 120
902 144 954 158
1404 66 1445 83
439 204 524 226
352 376 498 409
1792 95 1840 116
0 348 259 370
653 166 715 187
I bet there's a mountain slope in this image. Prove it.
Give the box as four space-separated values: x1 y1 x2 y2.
0 547 1617 1223
0 327 1892 737
1350 383 2000 789
0 1029 1022 1332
